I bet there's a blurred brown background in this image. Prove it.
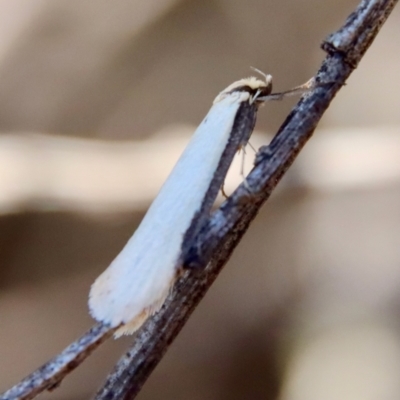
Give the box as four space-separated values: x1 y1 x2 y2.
1 0 400 399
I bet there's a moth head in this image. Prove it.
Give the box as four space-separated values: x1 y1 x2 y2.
214 74 273 104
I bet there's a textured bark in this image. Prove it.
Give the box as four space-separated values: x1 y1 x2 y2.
94 1 399 399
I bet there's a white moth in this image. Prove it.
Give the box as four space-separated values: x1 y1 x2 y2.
89 73 313 336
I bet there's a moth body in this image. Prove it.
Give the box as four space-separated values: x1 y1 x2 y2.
89 76 272 336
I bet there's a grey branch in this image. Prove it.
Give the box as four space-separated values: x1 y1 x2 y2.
0 0 397 399
94 0 398 399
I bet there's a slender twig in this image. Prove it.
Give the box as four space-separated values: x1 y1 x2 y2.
1 1 397 399
93 1 398 399
0 324 115 400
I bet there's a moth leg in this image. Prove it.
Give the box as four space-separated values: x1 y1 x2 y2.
240 146 246 178
247 141 257 153
220 182 229 199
